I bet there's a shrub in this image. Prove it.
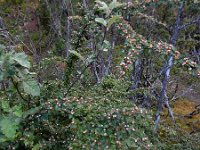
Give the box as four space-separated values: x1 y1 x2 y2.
1 77 199 149
20 96 155 149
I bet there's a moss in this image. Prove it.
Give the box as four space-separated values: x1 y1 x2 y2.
162 99 200 133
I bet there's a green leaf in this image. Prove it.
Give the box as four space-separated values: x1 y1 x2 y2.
22 79 40 96
95 0 111 17
1 101 10 113
103 48 108 52
7 65 16 76
22 107 40 119
13 52 31 68
85 54 96 65
0 72 4 81
0 44 6 50
101 40 111 52
95 0 109 11
107 15 121 29
95 18 107 27
109 0 124 10
13 105 23 117
104 40 110 46
32 144 40 150
0 118 18 140
69 50 85 61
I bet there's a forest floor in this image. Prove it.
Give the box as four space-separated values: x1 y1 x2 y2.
183 88 200 105
162 76 200 134
163 99 200 134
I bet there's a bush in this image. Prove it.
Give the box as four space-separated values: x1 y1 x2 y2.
1 77 199 149
0 78 157 149
19 91 155 149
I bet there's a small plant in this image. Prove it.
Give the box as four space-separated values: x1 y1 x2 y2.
0 44 40 146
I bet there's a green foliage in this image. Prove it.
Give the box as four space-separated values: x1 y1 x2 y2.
0 100 41 146
64 55 78 86
12 52 31 68
95 17 107 26
1 101 22 117
0 44 40 96
157 126 200 149
0 0 199 149
95 15 121 30
95 0 123 30
95 0 124 17
22 79 40 96
0 79 199 149
0 117 19 140
0 100 22 141
0 78 157 149
67 97 153 149
69 50 85 61
101 75 117 89
0 0 24 5
0 44 40 145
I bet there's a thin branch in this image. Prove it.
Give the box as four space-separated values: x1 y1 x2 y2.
64 61 94 97
10 77 27 101
154 2 184 132
178 16 200 30
169 85 193 102
136 12 167 27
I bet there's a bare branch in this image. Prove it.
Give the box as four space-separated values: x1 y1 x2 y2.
178 16 200 30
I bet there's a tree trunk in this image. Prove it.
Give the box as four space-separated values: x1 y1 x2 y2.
82 0 89 12
154 2 183 131
105 26 115 75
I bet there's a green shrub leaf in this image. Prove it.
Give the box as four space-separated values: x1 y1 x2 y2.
0 72 4 81
1 101 10 113
109 0 124 10
0 118 18 140
13 52 31 68
107 15 121 29
95 18 107 27
69 50 85 61
22 79 40 96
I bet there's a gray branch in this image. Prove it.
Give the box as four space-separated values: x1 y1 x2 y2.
178 16 200 30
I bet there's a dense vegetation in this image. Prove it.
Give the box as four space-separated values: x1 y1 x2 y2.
0 0 200 149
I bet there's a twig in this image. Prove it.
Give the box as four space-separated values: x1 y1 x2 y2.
64 61 94 97
178 16 200 30
169 85 193 102
10 77 27 101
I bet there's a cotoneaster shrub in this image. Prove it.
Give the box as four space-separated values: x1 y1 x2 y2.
0 75 199 149
23 79 157 149
0 76 158 149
